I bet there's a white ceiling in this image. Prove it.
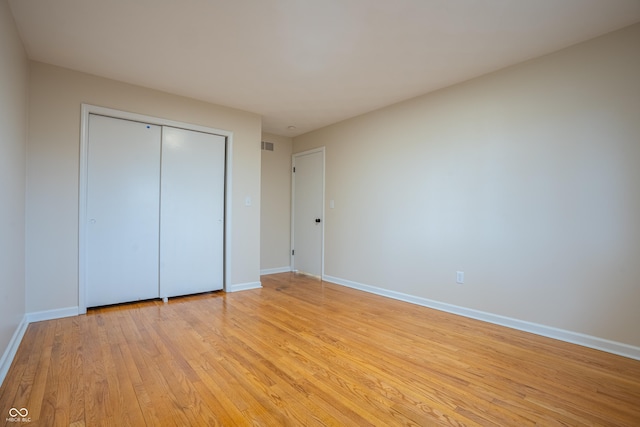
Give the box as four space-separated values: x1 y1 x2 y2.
8 0 640 137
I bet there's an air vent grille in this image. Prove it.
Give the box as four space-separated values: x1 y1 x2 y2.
261 141 274 151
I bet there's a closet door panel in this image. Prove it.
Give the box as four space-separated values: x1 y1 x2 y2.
86 115 161 307
160 127 225 298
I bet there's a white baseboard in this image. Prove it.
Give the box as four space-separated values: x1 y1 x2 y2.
323 275 640 361
260 267 292 276
26 306 79 323
228 281 262 292
0 315 29 387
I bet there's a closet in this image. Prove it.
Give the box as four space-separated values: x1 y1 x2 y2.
85 114 225 308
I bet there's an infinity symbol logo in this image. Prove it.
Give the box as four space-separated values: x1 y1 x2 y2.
8 407 28 417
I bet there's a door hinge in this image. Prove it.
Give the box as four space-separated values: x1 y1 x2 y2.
293 166 296 173
292 249 295 256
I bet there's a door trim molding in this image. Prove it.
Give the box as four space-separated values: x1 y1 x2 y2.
290 147 325 277
79 104 234 313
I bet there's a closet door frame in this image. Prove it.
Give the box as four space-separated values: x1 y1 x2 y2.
78 104 233 314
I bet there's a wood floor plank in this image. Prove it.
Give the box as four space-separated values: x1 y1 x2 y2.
23 321 56 422
40 318 73 427
235 287 493 425
230 289 505 426
0 322 43 413
1 272 639 426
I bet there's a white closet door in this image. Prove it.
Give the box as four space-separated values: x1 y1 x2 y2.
86 114 161 307
160 126 225 298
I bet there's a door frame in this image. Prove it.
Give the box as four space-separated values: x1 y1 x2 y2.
290 147 325 277
78 104 233 313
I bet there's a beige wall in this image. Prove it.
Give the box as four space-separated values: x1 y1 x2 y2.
0 0 28 362
26 62 262 313
260 133 293 272
294 24 640 347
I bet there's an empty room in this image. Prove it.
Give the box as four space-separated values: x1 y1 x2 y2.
1 0 640 425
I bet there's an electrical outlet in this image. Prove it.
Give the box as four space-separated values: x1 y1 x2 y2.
456 271 464 284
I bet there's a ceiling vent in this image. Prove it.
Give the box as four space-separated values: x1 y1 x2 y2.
261 141 274 151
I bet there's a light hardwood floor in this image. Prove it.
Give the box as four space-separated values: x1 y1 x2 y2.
1 272 639 426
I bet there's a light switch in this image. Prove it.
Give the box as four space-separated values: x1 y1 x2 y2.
330 200 335 209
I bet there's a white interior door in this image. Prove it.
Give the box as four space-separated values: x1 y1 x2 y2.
292 149 324 276
160 127 225 298
86 114 161 307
